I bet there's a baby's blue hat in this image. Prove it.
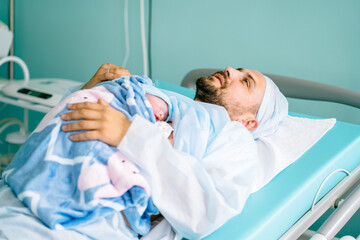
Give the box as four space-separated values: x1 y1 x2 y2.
142 84 173 122
251 75 288 140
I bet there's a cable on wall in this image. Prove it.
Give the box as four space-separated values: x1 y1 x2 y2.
9 0 14 80
148 0 152 78
121 0 130 68
140 0 148 76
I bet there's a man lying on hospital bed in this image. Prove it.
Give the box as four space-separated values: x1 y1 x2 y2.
0 64 288 239
61 64 288 238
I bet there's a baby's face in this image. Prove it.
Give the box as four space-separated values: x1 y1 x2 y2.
146 94 169 121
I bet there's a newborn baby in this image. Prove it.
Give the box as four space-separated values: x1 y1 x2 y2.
143 84 174 145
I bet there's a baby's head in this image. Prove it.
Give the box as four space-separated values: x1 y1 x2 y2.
146 94 169 121
143 84 173 122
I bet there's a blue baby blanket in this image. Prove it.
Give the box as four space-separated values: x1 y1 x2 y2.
2 76 159 235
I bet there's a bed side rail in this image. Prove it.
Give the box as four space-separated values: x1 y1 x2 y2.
280 165 360 240
181 69 360 109
312 184 360 240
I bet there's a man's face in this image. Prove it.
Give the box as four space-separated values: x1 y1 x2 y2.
195 66 267 120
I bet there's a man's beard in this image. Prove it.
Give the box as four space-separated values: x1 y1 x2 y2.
194 75 247 119
194 76 225 107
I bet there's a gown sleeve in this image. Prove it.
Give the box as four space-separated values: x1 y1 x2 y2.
118 115 258 239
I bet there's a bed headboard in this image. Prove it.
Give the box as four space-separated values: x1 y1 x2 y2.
181 68 360 109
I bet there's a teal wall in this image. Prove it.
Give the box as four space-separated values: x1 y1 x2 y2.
0 0 359 236
9 0 146 80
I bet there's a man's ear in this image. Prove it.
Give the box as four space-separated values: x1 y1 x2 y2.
235 116 259 131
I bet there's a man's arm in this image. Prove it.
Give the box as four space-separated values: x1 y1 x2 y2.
61 63 132 145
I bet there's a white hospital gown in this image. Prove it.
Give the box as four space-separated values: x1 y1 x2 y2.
119 90 259 239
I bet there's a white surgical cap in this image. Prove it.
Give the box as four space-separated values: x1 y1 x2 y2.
251 75 288 140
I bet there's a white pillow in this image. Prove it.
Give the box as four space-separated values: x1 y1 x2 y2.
253 115 336 192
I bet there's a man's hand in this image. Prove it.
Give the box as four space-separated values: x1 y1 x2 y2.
82 63 131 90
61 99 131 147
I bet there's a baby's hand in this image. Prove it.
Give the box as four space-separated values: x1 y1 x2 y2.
154 121 174 146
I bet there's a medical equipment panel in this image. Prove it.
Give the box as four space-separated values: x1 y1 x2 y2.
2 78 80 108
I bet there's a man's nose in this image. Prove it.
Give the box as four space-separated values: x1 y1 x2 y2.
225 66 236 82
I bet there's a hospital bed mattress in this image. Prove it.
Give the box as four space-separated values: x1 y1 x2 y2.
203 116 360 240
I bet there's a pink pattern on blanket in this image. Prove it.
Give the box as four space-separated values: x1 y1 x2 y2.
77 151 150 199
34 86 114 132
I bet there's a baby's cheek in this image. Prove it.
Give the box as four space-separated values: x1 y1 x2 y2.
164 109 169 120
161 110 168 121
160 102 169 121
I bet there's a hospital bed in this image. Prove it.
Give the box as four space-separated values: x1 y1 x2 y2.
165 68 360 240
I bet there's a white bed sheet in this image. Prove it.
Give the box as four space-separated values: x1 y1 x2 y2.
0 180 138 240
